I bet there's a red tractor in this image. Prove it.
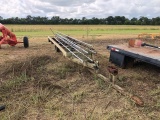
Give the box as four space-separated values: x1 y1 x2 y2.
0 23 29 48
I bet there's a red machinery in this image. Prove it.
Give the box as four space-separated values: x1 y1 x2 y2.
0 23 29 48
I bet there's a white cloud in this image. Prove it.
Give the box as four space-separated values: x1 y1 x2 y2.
0 0 160 19
38 0 95 6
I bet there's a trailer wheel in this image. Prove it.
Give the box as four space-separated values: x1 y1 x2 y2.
23 36 29 48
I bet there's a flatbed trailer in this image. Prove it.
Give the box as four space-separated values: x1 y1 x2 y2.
48 33 99 70
107 44 160 68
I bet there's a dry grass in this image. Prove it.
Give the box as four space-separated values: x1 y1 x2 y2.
0 25 160 119
0 45 159 120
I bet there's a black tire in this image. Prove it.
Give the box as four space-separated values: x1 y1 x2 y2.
23 36 29 48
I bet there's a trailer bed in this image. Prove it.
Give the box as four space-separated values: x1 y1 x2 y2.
107 43 160 68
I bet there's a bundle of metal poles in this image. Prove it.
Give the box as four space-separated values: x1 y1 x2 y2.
54 32 97 63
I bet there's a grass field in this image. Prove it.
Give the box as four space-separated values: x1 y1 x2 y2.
0 25 160 120
5 25 160 38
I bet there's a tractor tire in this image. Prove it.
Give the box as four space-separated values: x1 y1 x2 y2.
23 36 29 48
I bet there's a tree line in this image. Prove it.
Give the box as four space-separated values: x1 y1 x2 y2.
0 15 160 25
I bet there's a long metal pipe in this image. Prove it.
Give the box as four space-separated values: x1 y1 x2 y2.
56 33 89 54
57 32 93 47
56 34 93 62
57 32 96 54
53 32 98 63
54 37 84 62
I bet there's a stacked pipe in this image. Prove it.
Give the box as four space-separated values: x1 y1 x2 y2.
54 32 96 63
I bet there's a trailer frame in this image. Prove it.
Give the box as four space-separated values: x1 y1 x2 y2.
48 35 98 69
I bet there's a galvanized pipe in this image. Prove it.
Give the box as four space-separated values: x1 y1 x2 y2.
54 37 84 62
56 34 93 62
57 32 96 54
54 32 98 63
56 33 89 54
57 32 93 47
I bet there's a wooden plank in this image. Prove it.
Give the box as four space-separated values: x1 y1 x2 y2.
48 36 69 57
71 58 97 69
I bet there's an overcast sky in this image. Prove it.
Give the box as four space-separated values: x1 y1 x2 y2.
0 0 160 19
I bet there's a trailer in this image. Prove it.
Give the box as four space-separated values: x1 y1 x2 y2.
48 33 144 106
107 43 160 68
48 32 99 69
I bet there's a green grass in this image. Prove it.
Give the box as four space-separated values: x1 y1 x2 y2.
14 31 53 37
4 25 160 37
13 29 160 38
1 24 160 119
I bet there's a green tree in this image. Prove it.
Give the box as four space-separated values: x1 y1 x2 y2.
106 16 115 25
114 16 126 25
139 16 150 25
130 17 138 25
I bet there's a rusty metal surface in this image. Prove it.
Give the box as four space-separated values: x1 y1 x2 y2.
107 66 118 75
